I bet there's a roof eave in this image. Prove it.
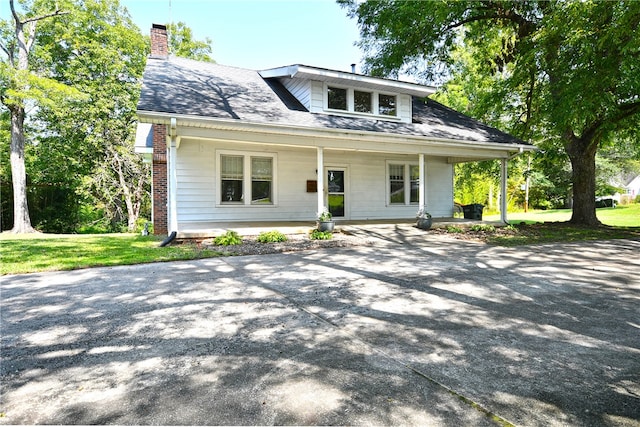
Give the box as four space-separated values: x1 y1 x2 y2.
259 64 436 98
136 110 534 155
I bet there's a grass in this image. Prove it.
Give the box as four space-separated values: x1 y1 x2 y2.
0 234 222 275
440 204 640 246
484 222 640 246
484 204 640 227
3 205 639 274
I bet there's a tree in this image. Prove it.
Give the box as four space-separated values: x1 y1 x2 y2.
0 0 74 232
341 0 640 225
1 0 149 233
167 21 214 62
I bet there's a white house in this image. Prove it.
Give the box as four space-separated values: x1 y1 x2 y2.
136 24 534 237
625 175 640 198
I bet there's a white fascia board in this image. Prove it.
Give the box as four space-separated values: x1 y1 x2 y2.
259 64 436 98
136 110 534 156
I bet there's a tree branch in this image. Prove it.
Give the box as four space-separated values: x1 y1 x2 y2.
21 9 70 25
9 0 69 27
0 41 13 64
9 0 20 24
444 2 536 36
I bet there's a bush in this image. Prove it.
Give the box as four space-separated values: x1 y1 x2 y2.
257 230 288 243
310 229 333 240
214 230 243 246
470 224 496 232
446 226 464 233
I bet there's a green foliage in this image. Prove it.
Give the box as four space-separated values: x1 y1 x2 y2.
445 226 464 233
341 0 640 225
214 230 243 246
470 224 496 233
167 21 215 62
310 229 333 240
257 230 288 243
1 0 153 232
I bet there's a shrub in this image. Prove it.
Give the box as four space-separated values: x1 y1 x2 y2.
214 230 243 246
446 225 464 233
257 230 288 243
470 224 496 232
310 229 333 240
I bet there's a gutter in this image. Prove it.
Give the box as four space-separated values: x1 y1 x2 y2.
136 110 535 154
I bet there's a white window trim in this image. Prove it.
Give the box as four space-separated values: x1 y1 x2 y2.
386 161 420 206
216 150 278 207
324 83 400 120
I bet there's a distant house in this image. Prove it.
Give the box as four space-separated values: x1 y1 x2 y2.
625 175 640 197
136 24 533 236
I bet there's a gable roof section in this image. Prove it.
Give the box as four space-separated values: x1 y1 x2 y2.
137 56 531 148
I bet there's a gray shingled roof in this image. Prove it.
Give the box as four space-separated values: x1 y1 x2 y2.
138 56 529 146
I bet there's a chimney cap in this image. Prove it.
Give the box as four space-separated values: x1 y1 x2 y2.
152 23 167 30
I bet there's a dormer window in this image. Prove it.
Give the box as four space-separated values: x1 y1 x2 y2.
327 87 347 111
379 94 397 116
354 90 372 113
325 85 398 118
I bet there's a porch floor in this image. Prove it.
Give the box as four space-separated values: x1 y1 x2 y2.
176 217 505 239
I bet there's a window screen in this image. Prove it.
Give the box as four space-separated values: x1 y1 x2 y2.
221 155 243 203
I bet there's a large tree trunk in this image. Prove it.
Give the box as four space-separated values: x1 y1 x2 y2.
9 106 36 233
566 134 600 226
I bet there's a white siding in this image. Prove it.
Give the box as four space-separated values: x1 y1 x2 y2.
281 78 311 110
426 158 455 218
309 81 324 113
175 140 455 224
398 94 412 124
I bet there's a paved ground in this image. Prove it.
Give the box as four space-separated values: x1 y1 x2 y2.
1 227 639 426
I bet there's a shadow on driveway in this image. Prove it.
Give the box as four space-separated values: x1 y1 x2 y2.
1 236 639 426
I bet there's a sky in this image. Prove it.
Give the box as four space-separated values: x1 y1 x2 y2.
119 0 365 72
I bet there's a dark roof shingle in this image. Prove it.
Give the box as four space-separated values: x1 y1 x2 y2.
138 56 530 146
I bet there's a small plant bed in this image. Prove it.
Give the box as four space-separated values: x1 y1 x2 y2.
426 222 640 246
200 230 374 256
257 230 288 243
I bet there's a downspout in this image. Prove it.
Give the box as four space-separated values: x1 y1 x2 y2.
161 117 179 246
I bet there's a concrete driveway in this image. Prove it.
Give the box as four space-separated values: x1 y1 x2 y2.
1 230 639 426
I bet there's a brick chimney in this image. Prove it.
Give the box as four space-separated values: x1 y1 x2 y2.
150 23 168 58
150 24 169 235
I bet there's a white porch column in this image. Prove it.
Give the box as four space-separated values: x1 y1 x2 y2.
317 147 325 215
500 158 508 223
419 154 425 212
168 118 179 233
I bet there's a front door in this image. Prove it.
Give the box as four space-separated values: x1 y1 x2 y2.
326 168 346 218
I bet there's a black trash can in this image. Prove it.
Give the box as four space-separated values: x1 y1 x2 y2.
462 204 484 220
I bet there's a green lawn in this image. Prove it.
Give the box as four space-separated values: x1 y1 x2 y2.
3 205 639 275
485 203 640 227
0 234 222 275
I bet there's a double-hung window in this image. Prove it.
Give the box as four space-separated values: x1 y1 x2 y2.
219 152 276 205
221 155 244 203
388 163 420 205
251 157 273 204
